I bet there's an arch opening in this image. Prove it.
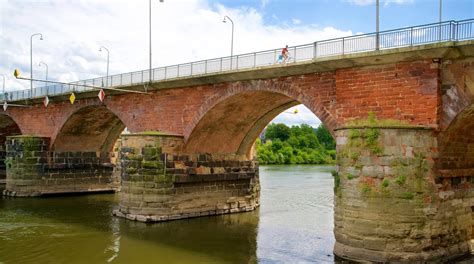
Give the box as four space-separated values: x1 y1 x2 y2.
184 90 334 158
439 104 474 171
52 105 126 152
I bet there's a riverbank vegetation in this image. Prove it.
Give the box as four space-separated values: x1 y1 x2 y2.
256 123 336 165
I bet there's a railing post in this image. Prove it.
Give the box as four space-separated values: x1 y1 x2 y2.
274 49 277 64
205 60 208 74
120 74 123 85
220 58 223 71
342 38 345 55
236 55 239 69
451 21 456 40
177 65 180 77
293 47 296 62
313 42 317 59
190 63 193 76
410 27 413 46
254 52 256 67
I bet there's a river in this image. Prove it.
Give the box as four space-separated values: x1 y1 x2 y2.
0 165 337 263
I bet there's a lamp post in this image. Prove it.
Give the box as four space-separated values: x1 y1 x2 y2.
30 33 43 96
99 46 110 88
38 61 48 84
149 0 164 84
439 0 442 23
438 0 442 40
223 15 234 68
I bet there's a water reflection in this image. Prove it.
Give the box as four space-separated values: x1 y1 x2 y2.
0 165 336 263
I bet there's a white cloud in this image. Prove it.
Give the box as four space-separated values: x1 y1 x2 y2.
271 105 321 128
261 0 270 9
0 0 351 125
292 18 302 25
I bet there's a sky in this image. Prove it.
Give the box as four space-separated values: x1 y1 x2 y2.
0 0 473 127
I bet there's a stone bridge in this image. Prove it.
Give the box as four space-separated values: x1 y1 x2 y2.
1 40 474 262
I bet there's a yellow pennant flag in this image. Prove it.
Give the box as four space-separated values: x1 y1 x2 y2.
69 93 76 104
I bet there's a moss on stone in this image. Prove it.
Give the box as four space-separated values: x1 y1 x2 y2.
142 160 163 169
332 170 341 195
125 167 138 174
401 192 414 200
142 147 158 157
125 154 143 161
361 183 372 195
395 174 407 185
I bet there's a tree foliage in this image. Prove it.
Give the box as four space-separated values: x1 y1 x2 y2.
257 123 336 165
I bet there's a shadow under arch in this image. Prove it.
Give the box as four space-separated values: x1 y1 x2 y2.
51 105 126 152
183 90 332 156
438 103 474 170
0 114 22 150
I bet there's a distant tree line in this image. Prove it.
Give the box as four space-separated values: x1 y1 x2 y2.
256 123 336 165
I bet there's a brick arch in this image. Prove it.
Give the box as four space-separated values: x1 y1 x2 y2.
438 103 474 170
183 74 336 155
51 105 126 152
0 113 22 150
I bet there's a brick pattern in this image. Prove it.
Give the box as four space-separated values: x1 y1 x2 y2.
3 136 119 197
336 60 440 126
114 135 260 222
4 59 467 157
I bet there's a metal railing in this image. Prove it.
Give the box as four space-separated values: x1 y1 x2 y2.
4 19 474 102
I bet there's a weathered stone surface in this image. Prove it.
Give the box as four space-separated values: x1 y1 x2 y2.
3 136 119 197
115 133 260 223
334 127 473 262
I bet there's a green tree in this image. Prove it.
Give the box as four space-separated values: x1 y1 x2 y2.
265 123 291 141
256 123 335 165
315 124 336 150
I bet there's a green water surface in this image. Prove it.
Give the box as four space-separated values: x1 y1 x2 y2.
0 165 336 263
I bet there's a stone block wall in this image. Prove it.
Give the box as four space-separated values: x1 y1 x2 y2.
3 136 119 197
334 127 472 262
114 133 260 222
0 151 5 191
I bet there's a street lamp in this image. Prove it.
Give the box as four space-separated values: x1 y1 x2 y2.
30 33 43 96
38 61 48 84
149 0 164 84
222 15 234 68
99 46 110 88
439 0 442 23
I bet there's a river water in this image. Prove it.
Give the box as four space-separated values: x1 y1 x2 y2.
0 165 336 263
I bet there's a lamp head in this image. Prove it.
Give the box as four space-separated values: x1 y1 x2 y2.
222 17 227 23
39 34 43 40
99 47 102 52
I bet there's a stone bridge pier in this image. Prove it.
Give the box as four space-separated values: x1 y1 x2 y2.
0 42 473 262
113 133 259 222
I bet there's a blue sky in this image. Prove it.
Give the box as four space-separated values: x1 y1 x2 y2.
214 0 473 33
0 0 472 127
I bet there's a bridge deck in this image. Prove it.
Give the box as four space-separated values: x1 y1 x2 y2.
5 19 474 104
